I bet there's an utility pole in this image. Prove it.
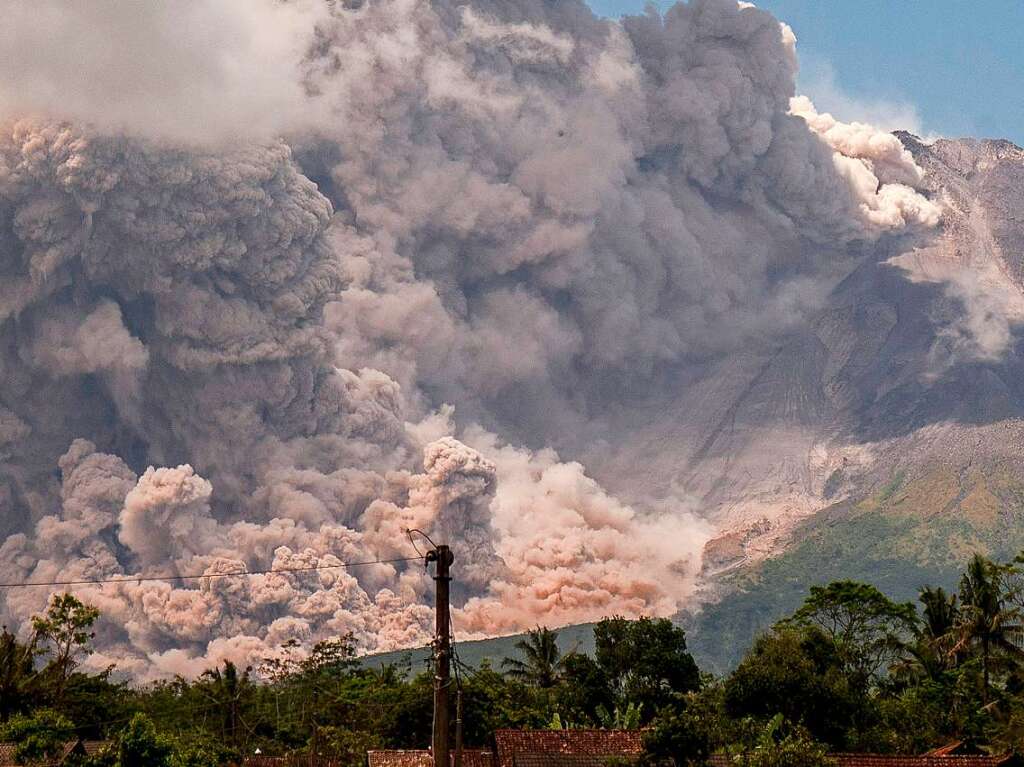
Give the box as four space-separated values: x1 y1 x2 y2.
454 687 464 767
428 544 454 767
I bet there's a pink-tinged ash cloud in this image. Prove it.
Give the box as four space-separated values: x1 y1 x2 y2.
0 0 939 677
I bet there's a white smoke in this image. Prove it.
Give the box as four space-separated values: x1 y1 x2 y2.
796 60 926 136
790 96 942 228
0 0 329 145
0 0 941 677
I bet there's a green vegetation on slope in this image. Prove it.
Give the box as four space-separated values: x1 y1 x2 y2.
360 623 596 674
689 466 1024 673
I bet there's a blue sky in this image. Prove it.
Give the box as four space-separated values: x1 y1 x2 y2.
586 0 1024 145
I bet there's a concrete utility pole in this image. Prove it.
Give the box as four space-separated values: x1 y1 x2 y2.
428 544 454 767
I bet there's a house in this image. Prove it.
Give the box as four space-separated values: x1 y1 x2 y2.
0 740 108 767
492 730 645 767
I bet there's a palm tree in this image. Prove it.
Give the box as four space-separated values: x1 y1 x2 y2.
895 586 960 682
921 586 959 642
892 585 954 684
952 554 1024 700
198 660 254 746
502 626 565 688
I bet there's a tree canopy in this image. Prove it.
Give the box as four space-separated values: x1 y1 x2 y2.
9 554 1024 765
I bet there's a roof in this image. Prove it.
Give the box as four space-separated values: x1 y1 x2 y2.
244 757 348 761
926 743 987 757
492 730 645 767
366 750 494 767
368 736 645 767
367 751 432 767
707 754 1019 766
832 757 1018 766
244 757 348 767
0 741 98 767
369 735 1022 767
80 742 108 757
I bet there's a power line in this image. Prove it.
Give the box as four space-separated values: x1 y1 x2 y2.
405 528 437 560
76 699 227 734
0 556 423 590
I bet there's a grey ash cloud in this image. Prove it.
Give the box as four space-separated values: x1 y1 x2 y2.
0 0 938 677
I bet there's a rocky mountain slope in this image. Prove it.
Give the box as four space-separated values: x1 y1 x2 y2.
602 133 1024 672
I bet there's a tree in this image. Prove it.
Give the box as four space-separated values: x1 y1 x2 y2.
863 684 961 755
260 635 360 748
557 653 614 725
0 627 41 721
596 702 643 730
502 627 565 688
0 709 74 765
30 593 100 703
298 636 359 680
317 726 383 767
594 617 700 717
115 713 173 767
641 704 709 767
166 733 236 767
920 586 959 643
458 662 550 742
728 716 835 767
723 626 860 748
60 667 132 741
893 587 960 684
784 581 917 685
952 554 1024 701
196 661 255 748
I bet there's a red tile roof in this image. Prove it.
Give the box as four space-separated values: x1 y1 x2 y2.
369 734 1021 767
366 750 494 767
80 741 108 756
367 751 432 767
707 754 1018 766
831 757 1017 766
244 757 347 767
0 741 98 767
492 730 645 767
925 743 987 757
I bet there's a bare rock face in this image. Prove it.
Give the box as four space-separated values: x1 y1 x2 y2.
620 133 1024 672
590 133 1024 580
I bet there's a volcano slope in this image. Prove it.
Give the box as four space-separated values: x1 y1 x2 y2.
653 134 1024 672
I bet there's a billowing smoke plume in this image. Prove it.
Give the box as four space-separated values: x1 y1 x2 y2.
0 0 938 677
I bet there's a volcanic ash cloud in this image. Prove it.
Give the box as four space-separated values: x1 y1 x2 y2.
0 0 940 676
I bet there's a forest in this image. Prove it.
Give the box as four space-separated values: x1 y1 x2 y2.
5 552 1024 766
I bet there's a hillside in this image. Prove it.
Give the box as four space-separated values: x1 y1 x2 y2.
360 623 597 673
679 134 1024 672
688 465 1024 673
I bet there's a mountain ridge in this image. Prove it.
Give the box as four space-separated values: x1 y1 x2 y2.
675 131 1024 671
